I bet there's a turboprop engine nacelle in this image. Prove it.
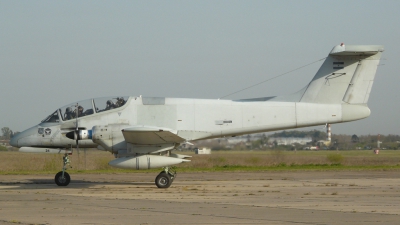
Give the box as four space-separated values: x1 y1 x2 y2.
92 124 131 153
108 155 190 170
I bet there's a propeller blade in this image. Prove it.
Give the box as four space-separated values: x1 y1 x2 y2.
76 139 79 154
75 103 79 130
75 103 80 168
75 103 79 145
84 148 87 170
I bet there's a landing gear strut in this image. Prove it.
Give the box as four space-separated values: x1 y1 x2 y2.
55 153 71 186
155 167 176 188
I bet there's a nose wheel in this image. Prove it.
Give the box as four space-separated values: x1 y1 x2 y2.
55 153 71 186
55 171 70 186
155 167 176 188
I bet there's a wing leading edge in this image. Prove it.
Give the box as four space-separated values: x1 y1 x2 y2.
122 126 186 145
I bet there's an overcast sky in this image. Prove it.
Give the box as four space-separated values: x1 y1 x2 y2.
1 0 399 136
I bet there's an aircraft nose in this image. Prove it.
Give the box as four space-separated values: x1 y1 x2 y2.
10 126 39 147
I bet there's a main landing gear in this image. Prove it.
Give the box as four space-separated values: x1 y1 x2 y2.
54 154 177 188
155 167 176 188
55 153 71 186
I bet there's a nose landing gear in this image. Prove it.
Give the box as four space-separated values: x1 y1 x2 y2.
55 153 71 186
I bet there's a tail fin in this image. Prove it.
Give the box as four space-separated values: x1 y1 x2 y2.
300 44 384 104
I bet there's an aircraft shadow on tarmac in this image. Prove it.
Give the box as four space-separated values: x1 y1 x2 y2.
0 179 155 189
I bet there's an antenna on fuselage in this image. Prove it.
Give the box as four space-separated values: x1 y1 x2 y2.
218 57 327 99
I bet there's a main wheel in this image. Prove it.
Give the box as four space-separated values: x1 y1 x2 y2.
155 172 172 188
55 171 70 186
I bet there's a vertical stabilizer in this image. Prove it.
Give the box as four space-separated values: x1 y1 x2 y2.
300 44 384 104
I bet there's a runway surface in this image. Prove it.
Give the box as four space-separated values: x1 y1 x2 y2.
0 171 399 225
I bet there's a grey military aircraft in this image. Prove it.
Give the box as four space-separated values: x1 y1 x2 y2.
10 44 384 188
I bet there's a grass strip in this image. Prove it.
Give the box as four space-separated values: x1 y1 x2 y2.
2 164 400 175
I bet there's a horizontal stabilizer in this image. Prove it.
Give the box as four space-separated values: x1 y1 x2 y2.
330 44 384 56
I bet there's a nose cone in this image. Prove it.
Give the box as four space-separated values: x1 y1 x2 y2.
9 126 39 147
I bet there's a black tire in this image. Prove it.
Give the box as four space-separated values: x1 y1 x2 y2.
155 172 172 188
55 171 70 186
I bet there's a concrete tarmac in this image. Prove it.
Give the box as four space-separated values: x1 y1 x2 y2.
0 171 399 225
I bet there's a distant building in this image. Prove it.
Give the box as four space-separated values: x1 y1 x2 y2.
268 137 312 145
195 148 211 154
227 137 249 144
0 140 9 146
226 133 266 144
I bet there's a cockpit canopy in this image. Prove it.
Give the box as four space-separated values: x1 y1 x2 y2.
41 96 129 123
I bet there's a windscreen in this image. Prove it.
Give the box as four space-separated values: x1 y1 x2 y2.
94 96 128 113
41 110 60 123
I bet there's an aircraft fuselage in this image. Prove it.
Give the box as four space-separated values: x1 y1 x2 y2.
11 96 370 151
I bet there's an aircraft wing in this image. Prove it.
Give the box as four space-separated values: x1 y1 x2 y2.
121 126 186 145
